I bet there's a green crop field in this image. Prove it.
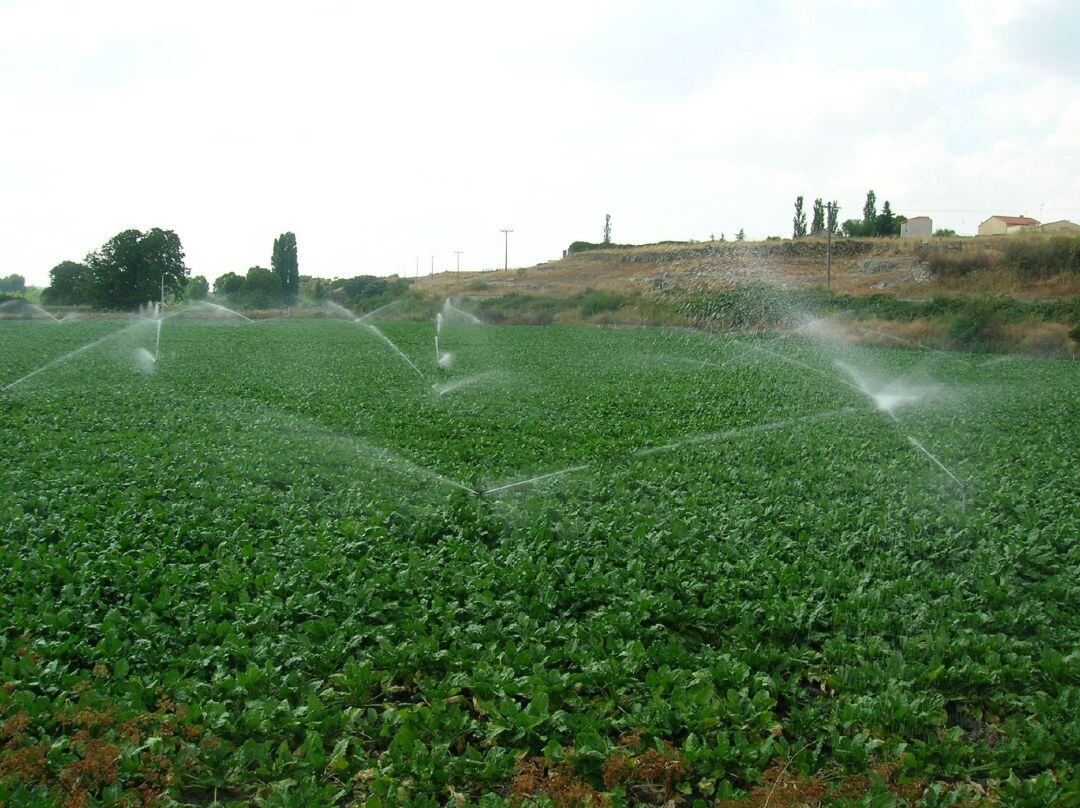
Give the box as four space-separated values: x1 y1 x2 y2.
1 315 1078 806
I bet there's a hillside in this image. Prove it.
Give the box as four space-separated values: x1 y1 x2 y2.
413 237 1080 357
417 236 1080 301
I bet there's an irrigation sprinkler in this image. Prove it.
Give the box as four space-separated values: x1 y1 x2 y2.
908 436 969 514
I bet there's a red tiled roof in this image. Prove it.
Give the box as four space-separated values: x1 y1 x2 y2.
992 216 1038 226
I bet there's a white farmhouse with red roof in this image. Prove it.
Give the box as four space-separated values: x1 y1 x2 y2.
978 215 1040 236
899 216 932 237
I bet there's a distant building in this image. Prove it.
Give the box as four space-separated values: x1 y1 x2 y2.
978 215 1040 236
1039 219 1080 235
900 216 932 237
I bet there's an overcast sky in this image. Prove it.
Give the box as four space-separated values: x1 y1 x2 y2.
3 0 1079 286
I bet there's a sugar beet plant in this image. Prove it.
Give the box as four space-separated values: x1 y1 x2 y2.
0 317 1078 806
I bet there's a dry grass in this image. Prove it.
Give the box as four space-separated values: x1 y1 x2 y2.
989 321 1077 357
418 237 1077 302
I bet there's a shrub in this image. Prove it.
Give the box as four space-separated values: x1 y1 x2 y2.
945 298 1004 350
1005 236 1080 280
922 250 994 277
577 289 626 316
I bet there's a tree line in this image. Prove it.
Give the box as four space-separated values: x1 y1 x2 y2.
211 233 301 309
42 230 301 310
792 190 906 238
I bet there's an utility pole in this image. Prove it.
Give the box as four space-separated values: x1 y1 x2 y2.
825 202 838 291
430 255 435 276
454 251 463 277
499 228 513 272
415 256 419 278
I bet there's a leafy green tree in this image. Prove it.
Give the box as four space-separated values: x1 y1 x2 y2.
213 272 244 297
0 274 25 293
86 229 188 309
301 276 329 302
811 199 825 234
876 201 899 236
934 228 958 237
238 266 282 309
793 197 807 238
735 228 746 241
186 275 210 300
603 214 612 245
862 190 877 231
41 261 94 305
272 232 299 304
842 219 869 237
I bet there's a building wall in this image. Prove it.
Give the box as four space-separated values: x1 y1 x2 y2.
979 217 1008 236
1041 220 1080 235
900 218 932 237
1006 224 1039 235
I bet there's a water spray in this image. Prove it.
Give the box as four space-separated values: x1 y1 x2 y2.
0 300 59 321
435 312 443 369
363 323 426 379
154 300 163 363
1 320 152 392
482 465 589 496
169 301 254 323
907 436 969 514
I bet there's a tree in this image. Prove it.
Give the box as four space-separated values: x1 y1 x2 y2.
86 229 188 309
811 199 825 234
603 214 612 245
238 266 282 309
41 261 93 305
272 232 299 304
735 228 746 241
842 219 869 237
0 274 25 293
862 190 877 231
793 196 807 238
213 272 244 297
827 201 839 235
876 201 898 236
300 275 329 302
186 275 210 300
934 228 958 237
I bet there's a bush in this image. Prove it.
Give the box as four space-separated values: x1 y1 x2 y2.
945 298 1005 350
576 289 626 316
922 250 994 277
1005 236 1080 280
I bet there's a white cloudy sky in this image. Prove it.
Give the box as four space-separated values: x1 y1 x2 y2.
2 0 1079 286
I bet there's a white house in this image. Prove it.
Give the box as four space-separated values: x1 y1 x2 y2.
900 216 932 237
978 215 1040 236
1039 220 1080 235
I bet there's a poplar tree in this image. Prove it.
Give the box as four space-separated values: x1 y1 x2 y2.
793 196 808 238
272 232 299 304
827 200 839 235
862 190 877 230
811 198 825 234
